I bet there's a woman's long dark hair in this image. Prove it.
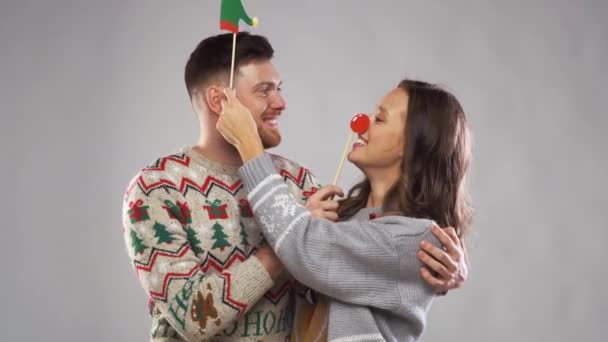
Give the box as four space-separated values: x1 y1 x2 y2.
337 80 473 238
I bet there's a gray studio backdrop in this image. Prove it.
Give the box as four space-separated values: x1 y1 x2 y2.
1 0 606 341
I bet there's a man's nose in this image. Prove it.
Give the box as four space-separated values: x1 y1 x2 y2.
269 93 286 110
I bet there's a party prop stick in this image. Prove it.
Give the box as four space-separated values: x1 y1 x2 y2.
219 0 259 88
332 132 354 186
229 33 237 89
332 113 371 185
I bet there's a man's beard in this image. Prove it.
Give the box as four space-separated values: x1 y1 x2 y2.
258 124 282 149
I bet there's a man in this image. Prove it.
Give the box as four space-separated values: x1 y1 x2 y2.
122 32 467 341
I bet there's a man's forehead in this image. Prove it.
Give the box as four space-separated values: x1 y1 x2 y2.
237 61 282 85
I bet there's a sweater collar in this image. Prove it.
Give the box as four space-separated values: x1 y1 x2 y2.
349 207 383 221
181 146 241 176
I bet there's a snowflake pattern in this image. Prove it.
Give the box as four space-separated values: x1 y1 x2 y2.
270 194 299 218
258 215 278 236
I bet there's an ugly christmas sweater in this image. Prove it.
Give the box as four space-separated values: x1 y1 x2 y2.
122 146 321 341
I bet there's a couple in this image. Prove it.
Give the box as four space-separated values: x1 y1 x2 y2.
122 32 471 342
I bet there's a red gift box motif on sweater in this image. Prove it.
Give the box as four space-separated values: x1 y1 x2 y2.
162 200 192 225
204 199 229 220
238 199 253 218
128 199 150 223
302 186 320 202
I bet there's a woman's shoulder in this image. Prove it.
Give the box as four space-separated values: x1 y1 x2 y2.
371 214 435 237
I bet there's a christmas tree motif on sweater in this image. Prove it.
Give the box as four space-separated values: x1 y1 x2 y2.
153 222 175 244
211 222 232 251
238 199 253 218
204 199 229 220
163 200 192 225
185 226 204 255
239 223 250 247
130 229 148 254
128 199 150 223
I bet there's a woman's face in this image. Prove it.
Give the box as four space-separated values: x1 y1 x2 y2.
348 88 408 171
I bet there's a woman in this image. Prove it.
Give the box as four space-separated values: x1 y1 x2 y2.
217 79 473 341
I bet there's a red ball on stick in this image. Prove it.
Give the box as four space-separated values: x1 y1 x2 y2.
350 113 370 134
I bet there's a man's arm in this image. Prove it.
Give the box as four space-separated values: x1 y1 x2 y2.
122 181 276 341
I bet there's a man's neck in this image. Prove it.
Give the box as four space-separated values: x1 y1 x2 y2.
194 134 244 167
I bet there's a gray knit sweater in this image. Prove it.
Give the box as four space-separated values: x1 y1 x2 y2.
239 154 441 342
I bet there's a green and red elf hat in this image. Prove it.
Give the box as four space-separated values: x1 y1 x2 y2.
220 0 258 33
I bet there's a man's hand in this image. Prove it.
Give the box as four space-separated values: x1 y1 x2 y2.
254 244 284 282
418 225 468 294
305 185 344 222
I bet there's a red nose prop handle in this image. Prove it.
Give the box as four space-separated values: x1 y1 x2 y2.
350 113 370 134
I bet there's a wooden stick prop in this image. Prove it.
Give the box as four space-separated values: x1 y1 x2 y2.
332 132 353 186
229 33 237 88
332 113 371 186
219 0 259 89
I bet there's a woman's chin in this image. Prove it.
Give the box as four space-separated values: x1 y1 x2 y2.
347 150 364 166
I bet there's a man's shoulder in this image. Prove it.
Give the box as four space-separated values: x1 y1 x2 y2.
268 153 312 175
267 153 320 190
123 148 192 199
269 153 318 178
145 150 191 169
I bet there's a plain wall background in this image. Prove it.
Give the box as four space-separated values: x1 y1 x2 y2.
1 0 606 341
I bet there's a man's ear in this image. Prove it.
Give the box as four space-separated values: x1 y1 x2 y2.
205 85 225 116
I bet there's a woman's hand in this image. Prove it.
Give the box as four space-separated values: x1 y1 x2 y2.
304 185 344 222
217 88 264 162
418 225 469 294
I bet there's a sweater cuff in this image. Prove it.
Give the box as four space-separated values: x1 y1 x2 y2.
228 256 275 308
238 153 278 194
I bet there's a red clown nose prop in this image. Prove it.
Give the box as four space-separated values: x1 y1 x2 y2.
333 113 370 186
350 113 370 134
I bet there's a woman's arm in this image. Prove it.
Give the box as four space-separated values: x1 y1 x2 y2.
217 89 440 309
239 153 438 310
